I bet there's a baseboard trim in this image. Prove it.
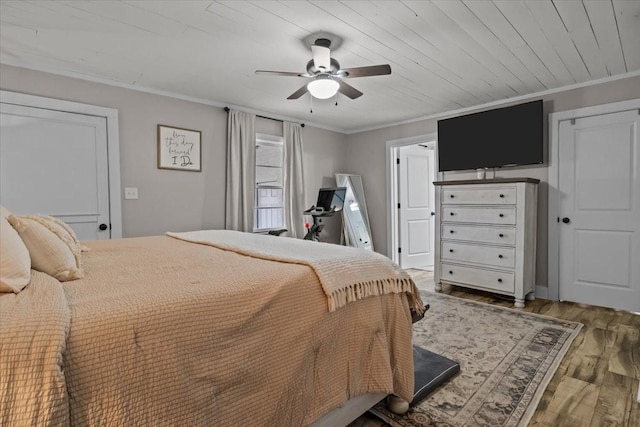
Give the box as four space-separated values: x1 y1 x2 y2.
535 285 549 300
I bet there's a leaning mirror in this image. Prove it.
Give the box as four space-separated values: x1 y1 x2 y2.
335 173 374 251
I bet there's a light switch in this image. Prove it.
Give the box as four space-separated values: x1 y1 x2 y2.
124 187 139 200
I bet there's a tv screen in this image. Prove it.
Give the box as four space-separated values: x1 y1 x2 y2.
437 100 543 171
316 187 346 212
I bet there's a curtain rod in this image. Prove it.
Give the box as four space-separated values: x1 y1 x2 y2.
224 107 305 127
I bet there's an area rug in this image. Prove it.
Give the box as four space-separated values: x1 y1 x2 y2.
370 291 582 427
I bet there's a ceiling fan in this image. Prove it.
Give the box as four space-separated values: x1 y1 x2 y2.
255 38 391 100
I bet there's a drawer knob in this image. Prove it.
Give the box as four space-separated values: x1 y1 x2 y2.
499 213 504 217
499 194 505 198
450 194 455 198
450 230 454 234
450 212 455 216
499 233 504 237
497 278 503 283
498 254 503 259
449 271 453 275
449 249 454 253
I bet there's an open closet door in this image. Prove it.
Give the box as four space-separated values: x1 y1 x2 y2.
398 145 435 269
0 103 111 240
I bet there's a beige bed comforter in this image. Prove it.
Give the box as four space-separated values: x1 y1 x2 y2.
0 270 71 427
60 234 415 426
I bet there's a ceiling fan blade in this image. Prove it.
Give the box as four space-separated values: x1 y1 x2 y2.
255 70 308 77
287 84 309 100
311 45 331 71
341 64 391 78
337 80 363 99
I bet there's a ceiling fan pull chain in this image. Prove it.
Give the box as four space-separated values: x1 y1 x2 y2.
334 92 338 106
309 93 313 113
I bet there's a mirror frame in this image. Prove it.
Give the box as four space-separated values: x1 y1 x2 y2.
335 173 374 251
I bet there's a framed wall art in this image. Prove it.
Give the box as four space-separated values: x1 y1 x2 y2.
157 124 201 171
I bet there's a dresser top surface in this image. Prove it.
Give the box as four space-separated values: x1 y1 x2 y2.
433 177 540 186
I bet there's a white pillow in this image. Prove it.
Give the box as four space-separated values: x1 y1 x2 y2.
0 215 31 293
8 215 83 282
21 215 84 267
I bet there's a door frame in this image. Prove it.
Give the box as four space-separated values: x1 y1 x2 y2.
385 133 439 264
547 98 640 301
0 90 123 238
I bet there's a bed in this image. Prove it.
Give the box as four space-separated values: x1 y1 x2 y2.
1 226 423 426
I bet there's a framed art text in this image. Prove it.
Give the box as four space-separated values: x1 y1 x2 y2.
157 124 201 171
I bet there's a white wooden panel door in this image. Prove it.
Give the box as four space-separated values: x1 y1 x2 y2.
399 145 435 269
558 109 640 312
0 104 111 240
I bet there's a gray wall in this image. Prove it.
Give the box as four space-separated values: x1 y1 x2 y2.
0 63 347 239
3 62 639 286
345 74 640 288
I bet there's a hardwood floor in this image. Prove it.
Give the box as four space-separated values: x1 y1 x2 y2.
407 269 640 427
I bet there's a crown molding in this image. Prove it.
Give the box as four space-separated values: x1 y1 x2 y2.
345 69 640 134
2 59 639 136
0 59 344 134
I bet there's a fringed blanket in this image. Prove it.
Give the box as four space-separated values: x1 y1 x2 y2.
167 229 424 314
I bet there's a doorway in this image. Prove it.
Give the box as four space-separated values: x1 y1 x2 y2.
386 134 438 269
549 99 640 312
0 91 122 239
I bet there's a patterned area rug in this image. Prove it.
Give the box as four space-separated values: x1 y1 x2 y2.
370 291 582 427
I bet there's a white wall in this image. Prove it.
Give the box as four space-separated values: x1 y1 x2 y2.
301 125 348 243
345 74 640 289
0 63 347 239
4 62 638 272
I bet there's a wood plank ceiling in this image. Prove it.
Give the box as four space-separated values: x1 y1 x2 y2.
0 1 638 133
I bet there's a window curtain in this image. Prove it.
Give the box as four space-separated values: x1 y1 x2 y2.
225 110 256 232
283 121 306 238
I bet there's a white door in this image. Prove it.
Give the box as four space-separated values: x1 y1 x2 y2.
398 145 435 269
558 109 640 312
0 104 111 240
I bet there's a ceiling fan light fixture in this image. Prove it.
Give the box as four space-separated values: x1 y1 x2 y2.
307 78 339 99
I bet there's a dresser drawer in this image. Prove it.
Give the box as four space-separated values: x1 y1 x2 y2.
442 206 516 225
441 263 515 293
442 224 516 245
442 187 517 205
442 242 515 268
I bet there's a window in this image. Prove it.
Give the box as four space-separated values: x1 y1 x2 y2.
254 134 284 231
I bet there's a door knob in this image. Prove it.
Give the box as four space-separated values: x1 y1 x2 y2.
99 223 108 231
562 217 571 224
431 212 435 216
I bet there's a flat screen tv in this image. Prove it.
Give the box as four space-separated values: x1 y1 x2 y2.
437 100 543 171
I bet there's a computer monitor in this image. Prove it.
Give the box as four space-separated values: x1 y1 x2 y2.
316 187 346 212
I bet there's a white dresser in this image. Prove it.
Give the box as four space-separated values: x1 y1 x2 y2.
433 178 539 307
